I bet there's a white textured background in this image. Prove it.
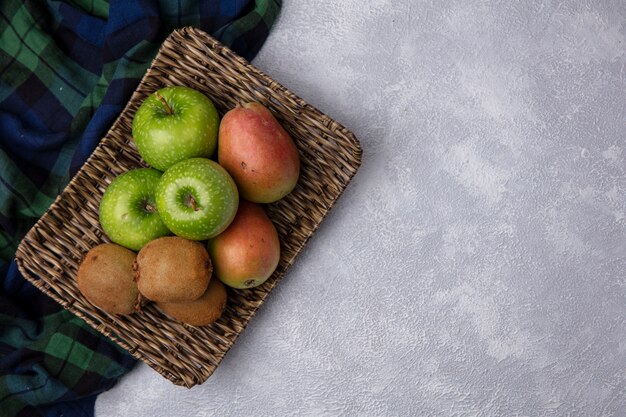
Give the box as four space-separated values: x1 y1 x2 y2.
96 1 626 415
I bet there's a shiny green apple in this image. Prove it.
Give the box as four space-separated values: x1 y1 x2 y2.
132 86 219 171
155 158 239 240
99 168 171 250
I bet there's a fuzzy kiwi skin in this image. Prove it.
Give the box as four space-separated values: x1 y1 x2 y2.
157 278 227 326
77 243 139 315
134 236 211 303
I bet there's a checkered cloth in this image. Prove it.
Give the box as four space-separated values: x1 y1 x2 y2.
0 1 281 416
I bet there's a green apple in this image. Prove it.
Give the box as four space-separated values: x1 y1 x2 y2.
99 168 170 251
155 158 239 240
132 86 219 171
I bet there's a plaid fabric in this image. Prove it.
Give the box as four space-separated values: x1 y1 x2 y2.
0 1 281 416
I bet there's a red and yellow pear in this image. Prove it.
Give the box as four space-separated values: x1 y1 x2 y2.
218 102 300 203
207 200 280 289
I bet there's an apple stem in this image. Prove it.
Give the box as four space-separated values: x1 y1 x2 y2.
144 202 157 213
191 198 199 211
186 194 200 211
155 91 173 115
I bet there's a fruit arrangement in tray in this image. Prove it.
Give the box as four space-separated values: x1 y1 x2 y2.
78 86 300 326
15 27 362 387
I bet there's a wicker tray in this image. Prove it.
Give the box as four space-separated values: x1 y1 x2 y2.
14 27 362 388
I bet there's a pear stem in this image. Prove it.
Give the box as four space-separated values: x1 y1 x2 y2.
154 91 173 115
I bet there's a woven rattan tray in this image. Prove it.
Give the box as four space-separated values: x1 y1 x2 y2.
15 27 361 387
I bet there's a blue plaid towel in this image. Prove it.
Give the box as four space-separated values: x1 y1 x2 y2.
0 1 281 416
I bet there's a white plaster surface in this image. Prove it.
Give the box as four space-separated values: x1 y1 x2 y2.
96 1 626 415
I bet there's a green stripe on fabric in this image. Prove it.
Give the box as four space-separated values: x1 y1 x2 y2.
0 373 47 416
66 0 110 20
45 318 132 378
0 148 60 260
0 234 17 260
46 333 94 373
0 309 131 378
0 51 27 103
0 310 76 350
2 4 99 113
69 40 161 138
0 151 56 219
216 0 281 50
1 364 77 410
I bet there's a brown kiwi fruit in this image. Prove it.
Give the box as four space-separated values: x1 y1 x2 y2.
134 236 211 303
157 278 227 326
77 243 139 315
